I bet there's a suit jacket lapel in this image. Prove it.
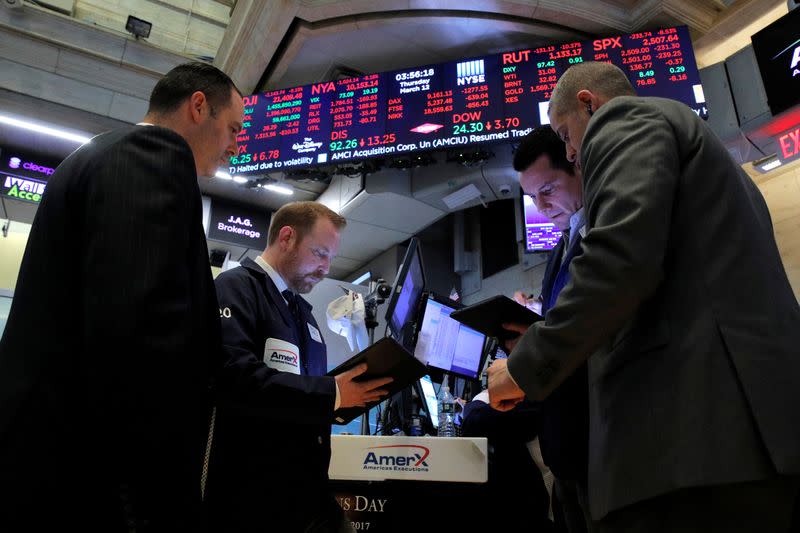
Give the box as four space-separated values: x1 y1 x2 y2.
241 258 296 329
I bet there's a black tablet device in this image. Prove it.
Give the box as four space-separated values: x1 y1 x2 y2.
449 295 543 341
326 337 428 425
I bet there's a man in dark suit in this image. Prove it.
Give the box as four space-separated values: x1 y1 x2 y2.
0 62 243 532
461 392 552 532
514 127 593 533
208 201 391 532
490 61 800 532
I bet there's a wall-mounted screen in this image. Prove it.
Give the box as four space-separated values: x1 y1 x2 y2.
751 7 800 116
0 148 61 205
207 198 271 250
230 25 705 176
521 194 562 252
1 172 47 205
0 149 59 179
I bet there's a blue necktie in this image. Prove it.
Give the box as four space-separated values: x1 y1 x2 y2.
282 289 301 326
282 289 309 374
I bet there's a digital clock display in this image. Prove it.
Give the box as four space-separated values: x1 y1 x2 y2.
395 68 435 82
230 25 706 176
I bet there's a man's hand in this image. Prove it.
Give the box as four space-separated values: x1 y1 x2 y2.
487 358 525 411
513 290 530 306
335 363 393 409
501 322 529 352
513 291 542 314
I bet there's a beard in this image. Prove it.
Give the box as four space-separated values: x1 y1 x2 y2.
284 251 324 294
289 272 321 294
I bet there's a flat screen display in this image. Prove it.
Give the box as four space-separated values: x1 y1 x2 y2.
207 198 271 250
413 295 487 380
418 375 439 429
521 193 562 252
385 238 425 350
751 8 800 116
230 25 706 175
1 171 47 205
0 149 60 205
0 151 58 179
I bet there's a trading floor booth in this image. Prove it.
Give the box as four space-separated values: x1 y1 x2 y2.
329 435 487 531
308 239 491 531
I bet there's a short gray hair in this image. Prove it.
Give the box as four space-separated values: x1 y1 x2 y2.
549 62 635 118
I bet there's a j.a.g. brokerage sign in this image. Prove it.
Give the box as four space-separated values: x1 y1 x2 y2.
207 199 271 250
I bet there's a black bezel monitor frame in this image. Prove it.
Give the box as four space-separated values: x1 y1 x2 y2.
751 7 800 116
125 15 152 39
413 291 489 382
384 237 426 350
415 375 439 432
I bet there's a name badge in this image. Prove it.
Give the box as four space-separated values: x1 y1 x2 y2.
263 338 300 374
307 323 322 343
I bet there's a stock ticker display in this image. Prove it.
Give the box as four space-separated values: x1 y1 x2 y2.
229 25 706 176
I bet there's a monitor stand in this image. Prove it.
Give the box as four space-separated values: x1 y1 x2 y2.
360 278 390 435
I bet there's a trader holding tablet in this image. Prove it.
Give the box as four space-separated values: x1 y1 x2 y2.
490 62 800 532
513 126 593 533
207 201 391 532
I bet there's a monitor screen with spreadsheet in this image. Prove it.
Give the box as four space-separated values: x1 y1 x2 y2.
413 293 487 380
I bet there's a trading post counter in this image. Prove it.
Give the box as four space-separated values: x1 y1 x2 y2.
329 435 488 532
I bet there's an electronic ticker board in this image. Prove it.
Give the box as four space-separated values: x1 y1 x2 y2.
230 25 706 176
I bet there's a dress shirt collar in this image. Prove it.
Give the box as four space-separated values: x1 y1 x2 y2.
568 207 586 246
254 255 290 303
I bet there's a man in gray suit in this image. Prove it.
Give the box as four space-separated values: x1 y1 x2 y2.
490 61 800 532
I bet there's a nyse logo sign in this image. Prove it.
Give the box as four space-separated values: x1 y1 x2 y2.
776 126 800 163
456 59 485 86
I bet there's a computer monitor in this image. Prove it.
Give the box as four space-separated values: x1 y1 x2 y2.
385 237 426 350
751 7 800 116
418 374 439 429
413 293 488 380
